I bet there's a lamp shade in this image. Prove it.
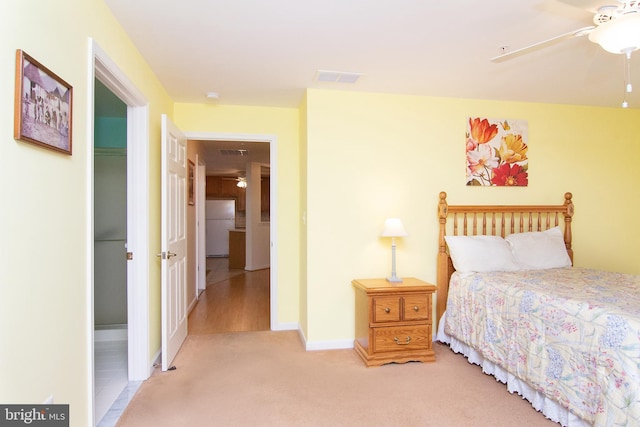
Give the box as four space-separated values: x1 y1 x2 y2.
381 218 408 237
589 13 640 54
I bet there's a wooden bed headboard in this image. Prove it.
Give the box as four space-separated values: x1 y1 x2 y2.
436 191 574 323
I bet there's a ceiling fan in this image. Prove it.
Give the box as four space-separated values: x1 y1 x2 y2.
221 175 248 188
491 0 640 62
491 0 640 106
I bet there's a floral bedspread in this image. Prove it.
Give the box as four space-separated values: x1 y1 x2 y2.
444 267 640 426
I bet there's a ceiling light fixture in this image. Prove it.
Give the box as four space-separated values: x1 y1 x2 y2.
588 8 640 108
236 176 247 188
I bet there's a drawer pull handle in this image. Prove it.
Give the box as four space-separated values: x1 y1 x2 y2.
385 308 390 313
413 306 419 311
394 336 411 345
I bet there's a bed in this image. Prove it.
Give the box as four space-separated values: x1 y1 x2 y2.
434 191 640 427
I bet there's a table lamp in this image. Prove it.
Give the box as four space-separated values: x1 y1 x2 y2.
381 218 408 283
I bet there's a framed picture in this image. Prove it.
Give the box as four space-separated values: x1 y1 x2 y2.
188 160 195 205
14 50 73 155
465 117 528 187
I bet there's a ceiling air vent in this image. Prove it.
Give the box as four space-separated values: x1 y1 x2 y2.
315 70 362 83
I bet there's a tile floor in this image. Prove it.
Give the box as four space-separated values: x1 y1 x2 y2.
95 339 141 426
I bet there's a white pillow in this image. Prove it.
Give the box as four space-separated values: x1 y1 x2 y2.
445 235 520 273
505 226 572 270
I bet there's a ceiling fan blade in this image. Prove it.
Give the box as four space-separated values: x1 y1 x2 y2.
556 0 605 13
490 26 595 63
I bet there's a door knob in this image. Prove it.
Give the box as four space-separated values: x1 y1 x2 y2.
156 251 178 260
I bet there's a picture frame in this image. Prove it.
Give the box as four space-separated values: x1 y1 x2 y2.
14 50 73 155
465 117 528 187
188 160 195 205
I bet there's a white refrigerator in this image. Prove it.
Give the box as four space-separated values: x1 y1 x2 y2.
206 200 236 256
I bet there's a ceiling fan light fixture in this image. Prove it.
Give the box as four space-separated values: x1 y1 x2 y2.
588 12 640 54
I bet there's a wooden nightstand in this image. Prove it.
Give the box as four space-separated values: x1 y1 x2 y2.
352 277 436 367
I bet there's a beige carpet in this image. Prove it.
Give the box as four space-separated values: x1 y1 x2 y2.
116 331 558 427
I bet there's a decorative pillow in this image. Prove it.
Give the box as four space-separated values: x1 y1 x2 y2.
505 226 572 270
444 235 521 273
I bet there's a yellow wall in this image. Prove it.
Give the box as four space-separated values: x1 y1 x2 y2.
298 94 309 338
3 0 640 423
304 88 640 343
1 1 172 425
174 103 301 325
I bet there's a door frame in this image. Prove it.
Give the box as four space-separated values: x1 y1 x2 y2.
186 131 278 329
88 38 150 424
196 155 207 295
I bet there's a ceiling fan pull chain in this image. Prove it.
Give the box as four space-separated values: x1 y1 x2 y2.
624 51 632 94
621 50 632 108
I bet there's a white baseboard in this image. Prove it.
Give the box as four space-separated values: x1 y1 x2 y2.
150 349 161 376
271 321 298 331
94 324 127 342
245 264 270 271
187 295 198 314
305 338 354 351
293 326 354 351
297 328 307 347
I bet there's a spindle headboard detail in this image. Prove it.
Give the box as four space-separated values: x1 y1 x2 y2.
436 191 574 323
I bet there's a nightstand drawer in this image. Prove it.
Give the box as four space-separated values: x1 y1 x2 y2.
352 278 436 366
372 296 401 322
372 325 431 353
403 294 430 321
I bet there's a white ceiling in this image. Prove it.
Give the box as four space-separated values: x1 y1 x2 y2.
104 0 640 110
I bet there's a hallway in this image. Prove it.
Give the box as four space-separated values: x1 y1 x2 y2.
188 257 270 334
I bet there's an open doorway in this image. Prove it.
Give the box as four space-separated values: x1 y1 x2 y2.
90 40 150 426
93 78 128 423
187 135 277 332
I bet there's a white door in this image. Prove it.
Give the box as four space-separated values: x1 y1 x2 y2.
160 114 188 371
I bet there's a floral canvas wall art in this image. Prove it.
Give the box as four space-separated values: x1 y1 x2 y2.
466 117 528 186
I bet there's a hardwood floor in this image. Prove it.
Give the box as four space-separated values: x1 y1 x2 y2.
188 257 270 334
